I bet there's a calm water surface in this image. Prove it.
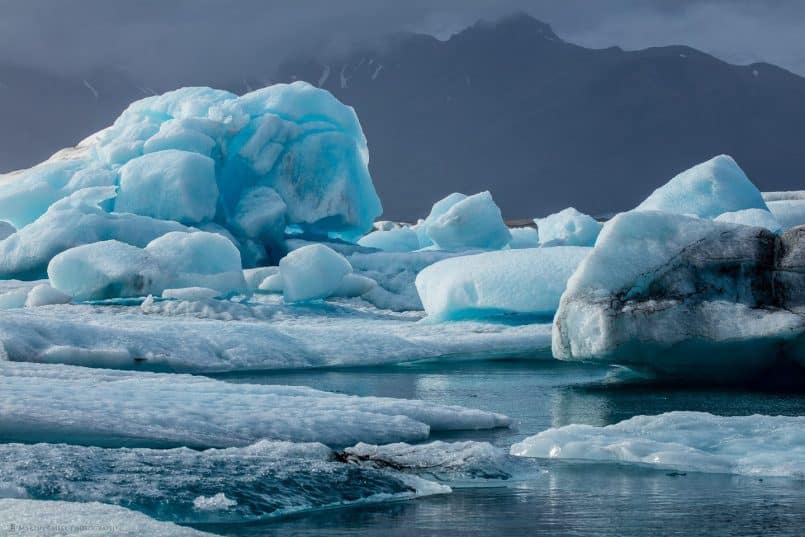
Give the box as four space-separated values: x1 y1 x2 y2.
202 359 805 536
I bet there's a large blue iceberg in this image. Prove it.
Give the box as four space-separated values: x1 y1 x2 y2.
0 82 382 277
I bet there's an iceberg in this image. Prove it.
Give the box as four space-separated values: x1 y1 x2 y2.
0 499 214 537
416 247 590 321
0 82 382 273
426 191 511 250
0 361 511 448
552 211 805 381
535 207 601 247
279 243 353 302
635 155 768 218
510 412 805 479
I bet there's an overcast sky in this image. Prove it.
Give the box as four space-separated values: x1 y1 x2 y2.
1 0 803 87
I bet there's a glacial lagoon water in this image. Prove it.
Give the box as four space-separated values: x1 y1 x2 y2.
201 359 805 536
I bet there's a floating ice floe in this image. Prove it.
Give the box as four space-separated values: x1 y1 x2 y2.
552 211 805 381
0 82 382 269
0 499 214 536
635 155 768 218
0 440 515 523
416 247 590 321
0 296 552 371
534 207 601 247
0 361 511 448
510 412 805 479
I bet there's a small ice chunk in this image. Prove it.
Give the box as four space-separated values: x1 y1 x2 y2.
0 287 31 309
116 149 218 224
193 492 237 511
258 273 284 293
535 207 601 246
358 228 420 252
145 231 246 295
243 266 279 290
715 208 781 232
427 191 511 250
416 247 590 320
636 155 767 218
48 240 160 301
279 244 352 302
24 283 71 307
162 287 221 301
331 273 377 297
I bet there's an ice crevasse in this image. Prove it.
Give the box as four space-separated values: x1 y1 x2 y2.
0 82 382 277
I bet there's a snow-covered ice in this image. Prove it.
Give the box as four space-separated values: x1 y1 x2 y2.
0 499 214 536
636 155 768 218
535 207 601 246
0 295 553 372
416 247 590 321
0 361 511 448
511 412 805 479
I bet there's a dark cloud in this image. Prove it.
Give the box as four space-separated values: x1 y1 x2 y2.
0 0 803 88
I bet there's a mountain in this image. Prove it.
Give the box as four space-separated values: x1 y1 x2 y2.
2 13 804 220
278 13 805 219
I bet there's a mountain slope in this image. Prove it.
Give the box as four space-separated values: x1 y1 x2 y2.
278 14 805 219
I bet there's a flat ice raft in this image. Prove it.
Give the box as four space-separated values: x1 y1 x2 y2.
0 440 516 523
0 499 213 536
0 361 510 448
0 295 552 372
511 412 805 479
